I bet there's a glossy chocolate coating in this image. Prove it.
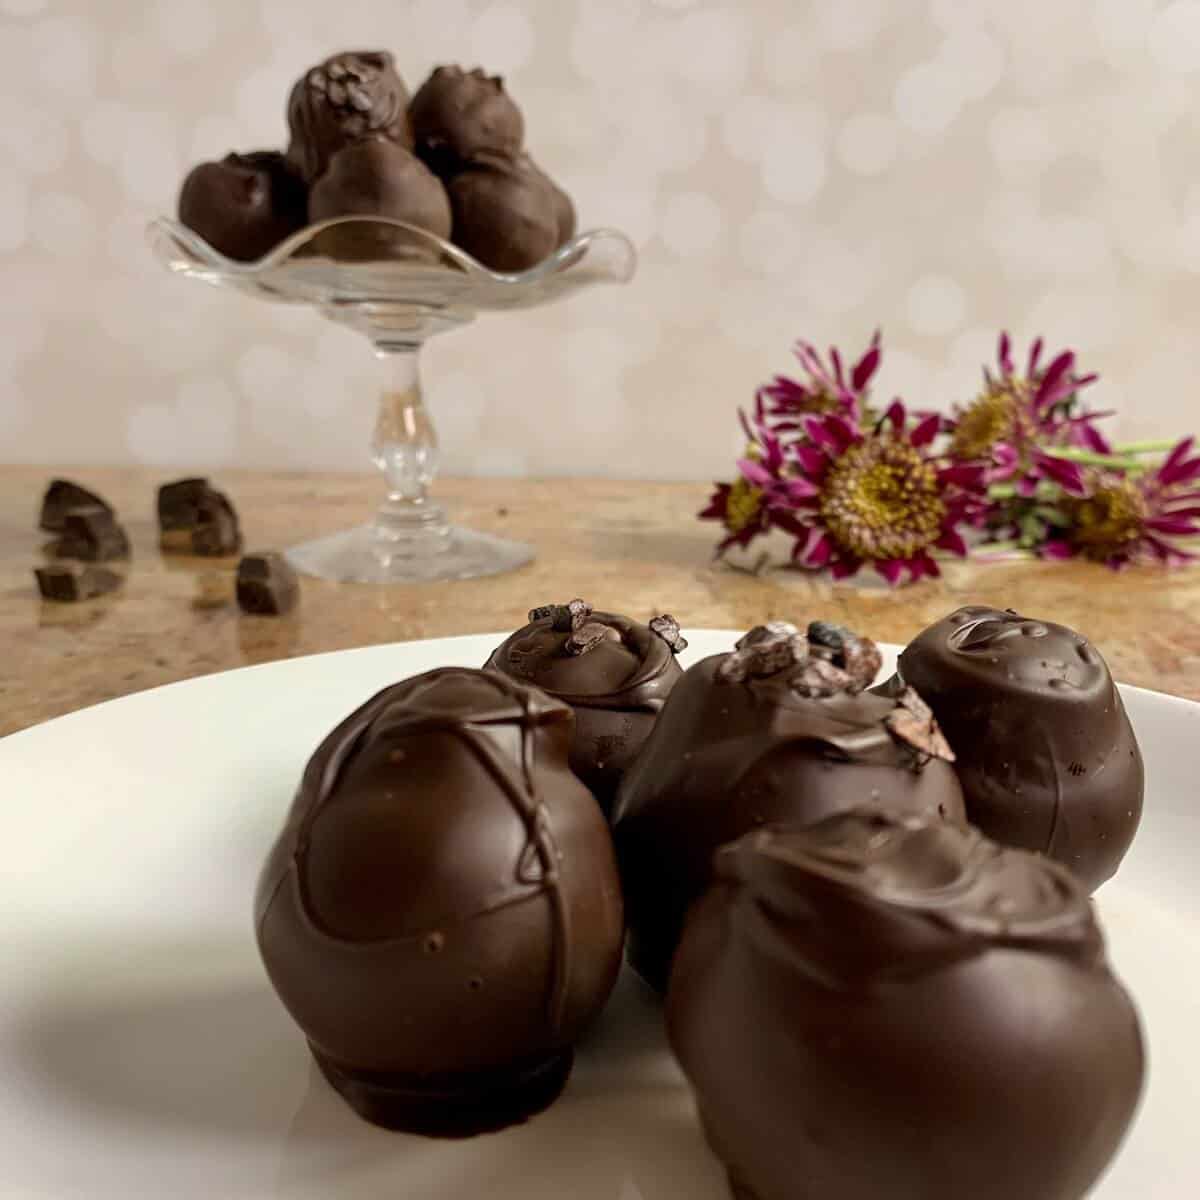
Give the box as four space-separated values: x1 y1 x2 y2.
308 139 452 255
287 51 412 183
39 479 112 532
409 65 524 173
612 625 965 993
485 602 685 818
667 812 1145 1200
447 156 559 271
178 152 307 262
895 605 1143 891
255 668 624 1135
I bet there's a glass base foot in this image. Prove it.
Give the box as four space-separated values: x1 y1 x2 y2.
284 522 535 584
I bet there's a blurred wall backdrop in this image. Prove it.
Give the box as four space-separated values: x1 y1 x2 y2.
2 0 1199 478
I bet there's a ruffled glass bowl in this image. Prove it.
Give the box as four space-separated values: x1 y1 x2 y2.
147 216 637 583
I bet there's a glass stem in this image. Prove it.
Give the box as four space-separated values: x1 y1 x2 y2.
370 343 449 542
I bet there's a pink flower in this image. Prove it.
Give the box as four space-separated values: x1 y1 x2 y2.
1041 437 1200 568
946 332 1105 496
772 400 985 584
758 331 882 431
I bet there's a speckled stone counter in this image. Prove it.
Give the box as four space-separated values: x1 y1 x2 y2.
2 466 1198 735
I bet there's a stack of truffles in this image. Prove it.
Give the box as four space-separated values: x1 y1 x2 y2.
255 602 1147 1200
178 51 575 271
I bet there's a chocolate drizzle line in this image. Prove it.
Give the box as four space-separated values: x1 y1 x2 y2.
290 669 574 1037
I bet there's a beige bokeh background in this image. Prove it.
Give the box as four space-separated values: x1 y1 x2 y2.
2 0 1199 479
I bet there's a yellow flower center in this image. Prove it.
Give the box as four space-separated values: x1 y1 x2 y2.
1070 478 1146 559
725 476 763 534
949 383 1029 461
820 440 945 561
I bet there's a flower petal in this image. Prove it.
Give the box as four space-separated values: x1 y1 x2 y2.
938 463 987 488
737 458 773 487
793 443 828 477
1146 515 1200 535
851 342 882 392
1033 351 1075 412
875 559 905 586
910 413 941 447
935 527 969 557
1033 451 1087 496
780 478 819 501
1157 436 1199 485
802 528 833 567
830 558 860 580
998 331 1013 377
1027 336 1043 378
1040 539 1075 560
882 399 906 433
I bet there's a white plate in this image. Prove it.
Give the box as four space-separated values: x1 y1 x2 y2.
0 632 1196 1200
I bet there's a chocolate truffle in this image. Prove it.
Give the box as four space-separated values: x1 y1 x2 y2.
409 65 524 174
287 51 412 184
39 479 113 533
667 812 1145 1200
523 154 576 245
178 151 307 262
309 138 452 255
255 668 624 1136
447 156 559 271
893 605 1143 891
611 621 964 993
485 600 686 818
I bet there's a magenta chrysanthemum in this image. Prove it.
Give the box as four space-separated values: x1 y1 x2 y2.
758 331 881 431
1041 437 1200 568
946 332 1106 497
773 401 985 584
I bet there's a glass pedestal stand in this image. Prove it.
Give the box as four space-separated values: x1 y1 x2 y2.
148 215 637 583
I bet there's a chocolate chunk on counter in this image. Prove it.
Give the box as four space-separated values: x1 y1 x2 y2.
158 477 214 531
157 478 242 556
237 552 299 615
35 563 122 602
53 507 131 562
40 479 114 533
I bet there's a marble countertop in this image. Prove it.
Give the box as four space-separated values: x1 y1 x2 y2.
3 466 1198 736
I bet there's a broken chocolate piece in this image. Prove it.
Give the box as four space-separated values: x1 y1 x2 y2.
53 507 130 562
191 490 242 557
35 562 121 602
158 477 213 532
157 478 242 556
237 552 299 615
39 479 113 533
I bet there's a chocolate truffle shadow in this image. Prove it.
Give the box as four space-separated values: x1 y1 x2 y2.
16 942 303 1142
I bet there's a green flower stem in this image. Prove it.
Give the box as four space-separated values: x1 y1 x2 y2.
1111 440 1177 455
1048 448 1150 472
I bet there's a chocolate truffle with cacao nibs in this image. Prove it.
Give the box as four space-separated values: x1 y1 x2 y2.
287 50 413 184
485 600 686 819
611 620 965 993
178 151 308 262
667 811 1144 1200
887 605 1144 892
255 668 623 1136
409 65 525 176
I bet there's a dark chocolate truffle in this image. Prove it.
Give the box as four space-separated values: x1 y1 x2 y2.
39 479 113 533
287 51 412 183
893 605 1143 891
409 65 524 174
447 156 559 271
309 138 452 255
523 154 576 245
255 668 624 1136
611 621 964 993
485 601 686 818
667 812 1145 1200
178 151 307 262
